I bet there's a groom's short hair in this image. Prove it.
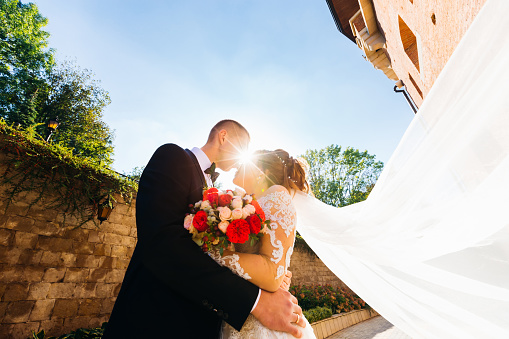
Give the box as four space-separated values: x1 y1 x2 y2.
207 119 250 142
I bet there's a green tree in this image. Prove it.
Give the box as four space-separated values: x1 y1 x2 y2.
38 61 114 165
0 0 54 125
303 145 384 207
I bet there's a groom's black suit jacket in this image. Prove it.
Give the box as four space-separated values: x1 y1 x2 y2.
103 144 259 339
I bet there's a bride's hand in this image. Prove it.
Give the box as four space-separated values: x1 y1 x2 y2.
280 270 292 291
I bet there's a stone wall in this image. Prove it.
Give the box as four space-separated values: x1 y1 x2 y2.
0 161 137 339
289 249 349 290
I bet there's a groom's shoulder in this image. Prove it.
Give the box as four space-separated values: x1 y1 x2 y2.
151 143 191 163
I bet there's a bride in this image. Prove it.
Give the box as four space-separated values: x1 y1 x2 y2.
209 149 317 339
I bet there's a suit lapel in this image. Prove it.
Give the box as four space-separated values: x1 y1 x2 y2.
186 149 207 189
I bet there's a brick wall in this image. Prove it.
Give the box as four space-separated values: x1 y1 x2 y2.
289 249 349 290
0 158 137 338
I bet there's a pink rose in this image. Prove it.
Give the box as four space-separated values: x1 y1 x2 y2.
218 207 232 221
231 208 243 220
231 197 243 209
218 220 229 233
184 214 194 230
243 195 253 204
242 205 256 219
201 200 211 209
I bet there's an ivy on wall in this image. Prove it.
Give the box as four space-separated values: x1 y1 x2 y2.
0 119 137 227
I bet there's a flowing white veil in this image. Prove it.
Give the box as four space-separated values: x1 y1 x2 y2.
294 0 509 337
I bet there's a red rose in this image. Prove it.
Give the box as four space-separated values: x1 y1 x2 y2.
207 192 219 206
226 219 250 244
246 214 261 234
203 187 219 201
250 200 265 222
192 210 209 232
218 194 233 207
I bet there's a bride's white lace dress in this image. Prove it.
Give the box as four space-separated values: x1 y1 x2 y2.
210 186 316 339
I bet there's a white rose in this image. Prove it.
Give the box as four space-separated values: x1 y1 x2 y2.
242 205 256 219
194 201 202 209
231 197 243 209
226 190 234 197
218 207 232 221
243 195 253 204
231 208 243 220
218 220 229 233
234 187 246 197
201 200 211 209
184 214 194 230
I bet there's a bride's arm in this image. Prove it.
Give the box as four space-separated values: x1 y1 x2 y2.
211 186 296 292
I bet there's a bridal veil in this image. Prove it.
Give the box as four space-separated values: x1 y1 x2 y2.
294 0 509 337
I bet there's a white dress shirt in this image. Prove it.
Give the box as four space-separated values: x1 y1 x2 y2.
190 147 261 313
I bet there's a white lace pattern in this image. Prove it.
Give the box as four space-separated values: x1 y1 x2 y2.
209 250 252 280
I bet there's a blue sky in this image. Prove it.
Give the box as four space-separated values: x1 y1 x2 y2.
33 0 414 186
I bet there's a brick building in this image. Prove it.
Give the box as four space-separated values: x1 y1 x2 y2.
326 0 487 109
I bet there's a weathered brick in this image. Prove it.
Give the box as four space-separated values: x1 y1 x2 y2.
99 297 116 315
3 282 29 301
5 215 35 232
27 283 51 300
98 256 116 269
47 283 76 299
29 299 55 321
89 268 108 282
39 251 62 267
0 323 12 338
113 283 122 296
129 227 138 238
75 254 99 268
59 252 76 266
121 236 136 247
63 316 91 332
5 203 30 217
93 243 110 256
9 321 40 338
37 236 72 252
0 264 22 283
95 283 113 298
21 265 45 282
103 233 123 245
73 283 97 299
18 249 43 265
105 269 125 284
110 245 128 258
64 268 89 283
112 223 131 236
43 268 66 283
4 300 35 322
0 300 8 319
0 246 22 264
27 207 59 221
73 241 94 255
62 228 88 242
38 318 64 337
113 258 130 270
0 229 14 247
88 231 100 243
52 299 78 318
78 298 101 316
31 220 60 236
14 231 39 249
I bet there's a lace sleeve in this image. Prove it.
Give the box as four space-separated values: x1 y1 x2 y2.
208 185 297 292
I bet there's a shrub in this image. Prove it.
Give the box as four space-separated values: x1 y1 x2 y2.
290 284 367 313
303 306 333 324
28 323 106 339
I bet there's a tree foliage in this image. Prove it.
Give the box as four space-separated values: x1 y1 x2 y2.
0 0 54 126
0 1 115 165
303 145 384 207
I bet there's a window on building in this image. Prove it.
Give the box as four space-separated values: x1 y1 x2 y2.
399 16 420 71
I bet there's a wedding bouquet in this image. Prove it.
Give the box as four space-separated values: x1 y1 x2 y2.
184 187 270 254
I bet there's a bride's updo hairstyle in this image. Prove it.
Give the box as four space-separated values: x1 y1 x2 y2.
253 149 310 194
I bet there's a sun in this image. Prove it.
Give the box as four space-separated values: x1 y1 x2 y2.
238 150 253 165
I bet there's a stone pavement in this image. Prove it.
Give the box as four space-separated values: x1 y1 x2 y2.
326 316 411 339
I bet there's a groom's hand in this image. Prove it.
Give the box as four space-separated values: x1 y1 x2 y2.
251 289 304 338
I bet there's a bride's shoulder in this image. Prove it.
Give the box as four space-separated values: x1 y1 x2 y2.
259 185 293 203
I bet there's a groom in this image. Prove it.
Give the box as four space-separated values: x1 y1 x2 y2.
103 120 304 338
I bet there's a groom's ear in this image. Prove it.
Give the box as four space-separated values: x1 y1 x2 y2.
217 129 228 145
